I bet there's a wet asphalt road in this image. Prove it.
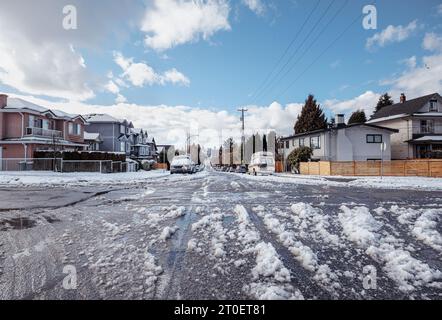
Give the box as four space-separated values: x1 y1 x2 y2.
0 171 441 300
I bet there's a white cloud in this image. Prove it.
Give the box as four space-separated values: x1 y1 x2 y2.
383 54 442 99
438 4 442 15
162 68 190 86
324 91 380 116
242 0 266 16
141 0 231 51
366 20 418 50
422 32 442 52
113 52 190 87
105 80 120 94
0 1 143 101
399 56 417 69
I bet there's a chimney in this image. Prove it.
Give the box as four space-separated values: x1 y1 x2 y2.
400 93 406 103
335 114 345 127
0 94 7 109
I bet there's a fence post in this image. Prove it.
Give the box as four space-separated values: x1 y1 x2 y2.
99 161 102 174
61 159 63 173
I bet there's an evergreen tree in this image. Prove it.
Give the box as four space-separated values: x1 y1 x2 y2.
375 93 394 113
294 94 327 134
348 110 367 124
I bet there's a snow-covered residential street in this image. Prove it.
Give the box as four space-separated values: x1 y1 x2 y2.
0 170 441 300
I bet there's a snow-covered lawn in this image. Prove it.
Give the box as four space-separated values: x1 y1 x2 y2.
0 170 171 186
232 172 442 191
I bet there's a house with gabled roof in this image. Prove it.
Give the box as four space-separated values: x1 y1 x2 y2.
0 94 88 160
280 114 398 169
368 93 442 159
83 113 134 155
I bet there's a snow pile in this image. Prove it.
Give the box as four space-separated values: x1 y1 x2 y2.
290 203 341 247
234 205 260 247
230 181 241 190
191 209 227 259
234 172 442 191
160 226 179 241
162 205 186 219
251 242 291 282
252 205 339 290
234 205 303 300
0 170 170 187
412 210 442 252
339 206 442 292
338 206 381 247
390 206 442 253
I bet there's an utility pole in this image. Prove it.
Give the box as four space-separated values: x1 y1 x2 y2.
238 108 248 165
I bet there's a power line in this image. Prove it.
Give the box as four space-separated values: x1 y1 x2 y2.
257 0 350 103
247 0 322 103
275 8 369 101
252 0 335 105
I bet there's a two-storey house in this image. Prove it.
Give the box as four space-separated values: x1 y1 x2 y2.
368 93 442 159
129 128 157 161
0 94 88 160
280 114 398 167
83 114 134 155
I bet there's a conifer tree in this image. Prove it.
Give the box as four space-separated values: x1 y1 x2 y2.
294 94 327 134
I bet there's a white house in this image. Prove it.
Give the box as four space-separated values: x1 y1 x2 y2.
281 115 398 166
367 93 442 159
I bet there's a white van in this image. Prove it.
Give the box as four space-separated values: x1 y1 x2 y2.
248 152 275 175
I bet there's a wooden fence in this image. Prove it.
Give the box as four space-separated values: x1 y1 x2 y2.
300 160 442 178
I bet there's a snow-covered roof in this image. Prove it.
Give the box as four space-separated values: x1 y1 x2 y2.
4 97 83 121
84 113 121 123
83 132 101 141
5 98 48 112
367 114 408 123
413 136 442 142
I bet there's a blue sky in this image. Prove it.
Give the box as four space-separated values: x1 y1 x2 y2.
0 0 441 146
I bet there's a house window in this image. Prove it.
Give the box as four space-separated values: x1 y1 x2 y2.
75 124 81 135
120 141 125 152
366 134 383 143
421 120 434 133
120 125 125 134
68 123 74 135
28 115 35 128
429 100 438 112
310 136 321 149
285 141 289 149
299 138 305 147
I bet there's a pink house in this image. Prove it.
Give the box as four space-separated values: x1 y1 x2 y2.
0 94 88 160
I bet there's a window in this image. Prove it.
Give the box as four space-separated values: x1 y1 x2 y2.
76 124 81 135
366 134 383 143
68 123 74 135
429 100 438 112
120 142 126 152
310 136 321 149
285 141 289 149
299 138 305 147
28 115 35 128
421 120 434 133
120 125 125 134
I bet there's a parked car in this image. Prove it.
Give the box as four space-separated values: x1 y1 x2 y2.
170 155 196 174
235 165 247 174
248 152 275 175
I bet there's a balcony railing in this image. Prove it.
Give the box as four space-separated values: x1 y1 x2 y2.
25 127 63 138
